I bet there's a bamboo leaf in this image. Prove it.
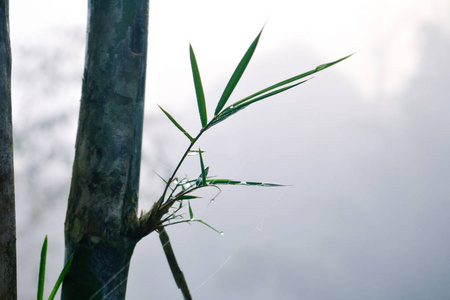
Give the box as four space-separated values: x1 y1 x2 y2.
194 220 223 235
207 179 286 187
188 201 194 220
37 235 48 300
153 171 169 185
207 80 307 129
190 44 208 127
231 54 353 108
314 54 352 71
48 254 73 300
199 149 207 186
214 28 264 116
207 55 352 130
159 105 194 142
178 195 200 200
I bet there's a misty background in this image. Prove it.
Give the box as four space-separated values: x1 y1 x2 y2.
9 0 450 299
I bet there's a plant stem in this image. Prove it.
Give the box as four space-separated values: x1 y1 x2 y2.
159 129 205 206
157 227 192 300
159 113 224 207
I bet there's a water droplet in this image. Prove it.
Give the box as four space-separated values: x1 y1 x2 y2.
315 64 327 71
220 232 225 236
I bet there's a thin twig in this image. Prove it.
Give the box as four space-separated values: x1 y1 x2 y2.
157 227 192 300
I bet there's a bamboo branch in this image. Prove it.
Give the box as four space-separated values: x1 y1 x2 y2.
157 227 192 300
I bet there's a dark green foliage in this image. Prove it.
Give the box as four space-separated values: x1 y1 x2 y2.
37 236 73 300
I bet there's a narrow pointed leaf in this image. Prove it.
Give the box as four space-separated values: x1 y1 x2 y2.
159 105 194 142
178 195 201 200
195 166 210 186
214 28 264 116
244 181 287 187
37 236 48 300
188 201 194 220
206 54 351 130
199 149 207 186
314 54 353 71
194 219 223 235
48 254 73 300
232 54 353 108
207 179 286 187
207 80 307 129
190 44 208 127
153 171 169 185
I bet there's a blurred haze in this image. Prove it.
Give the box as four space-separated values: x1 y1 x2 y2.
9 0 450 299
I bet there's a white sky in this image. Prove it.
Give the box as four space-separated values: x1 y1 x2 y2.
10 0 450 102
9 1 450 299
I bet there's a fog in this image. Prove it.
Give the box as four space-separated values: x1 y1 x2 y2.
9 0 450 299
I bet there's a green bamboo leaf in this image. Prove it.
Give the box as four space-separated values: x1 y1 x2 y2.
199 149 207 186
194 219 223 235
207 179 286 187
314 54 352 71
153 171 169 185
207 80 307 129
231 54 353 108
188 201 194 220
48 254 73 300
159 105 194 142
196 168 209 187
37 236 48 300
206 54 352 130
190 44 208 127
178 195 200 200
244 181 287 187
214 28 264 116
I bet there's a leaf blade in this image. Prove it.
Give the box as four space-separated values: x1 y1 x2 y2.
198 149 207 186
159 105 194 142
194 219 223 235
207 179 286 187
178 195 201 200
207 80 308 129
188 201 194 220
37 235 48 300
206 54 352 129
190 44 208 127
48 254 73 300
232 54 353 108
214 28 264 116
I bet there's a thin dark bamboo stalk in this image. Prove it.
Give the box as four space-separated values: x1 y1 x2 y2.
158 227 192 300
0 1 17 299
